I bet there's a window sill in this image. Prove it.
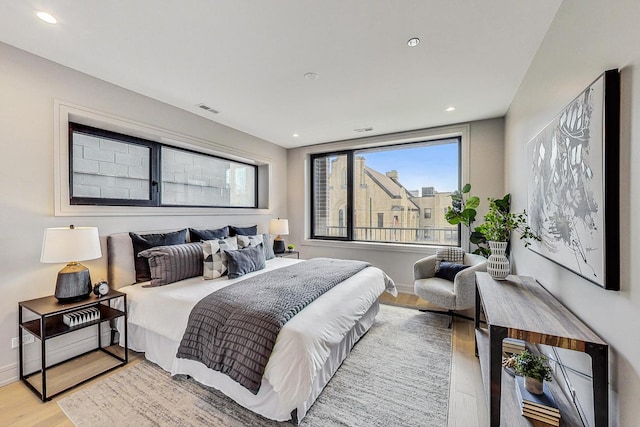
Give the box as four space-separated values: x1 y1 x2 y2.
302 238 457 254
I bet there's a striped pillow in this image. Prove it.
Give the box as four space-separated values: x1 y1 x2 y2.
138 242 203 287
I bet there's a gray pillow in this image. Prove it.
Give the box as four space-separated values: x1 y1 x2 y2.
225 244 266 279
138 242 203 287
435 247 465 264
262 234 275 260
130 229 188 282
236 234 275 260
202 236 238 279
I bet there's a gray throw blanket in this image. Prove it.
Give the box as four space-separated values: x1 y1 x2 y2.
176 258 370 394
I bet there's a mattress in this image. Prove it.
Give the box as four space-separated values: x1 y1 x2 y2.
116 256 396 422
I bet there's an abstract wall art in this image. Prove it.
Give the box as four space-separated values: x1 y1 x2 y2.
527 69 620 290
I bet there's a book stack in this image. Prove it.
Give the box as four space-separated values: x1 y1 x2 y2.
502 338 526 355
514 375 561 426
63 307 100 327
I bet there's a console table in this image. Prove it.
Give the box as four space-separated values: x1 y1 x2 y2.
474 272 608 427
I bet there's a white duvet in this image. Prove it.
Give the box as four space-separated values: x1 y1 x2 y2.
119 257 397 418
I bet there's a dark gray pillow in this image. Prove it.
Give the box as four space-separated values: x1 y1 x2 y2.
228 225 258 237
435 261 469 282
225 244 266 279
130 229 187 282
138 242 203 287
189 226 229 242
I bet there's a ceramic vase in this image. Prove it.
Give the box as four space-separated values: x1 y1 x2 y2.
525 376 544 395
487 241 510 280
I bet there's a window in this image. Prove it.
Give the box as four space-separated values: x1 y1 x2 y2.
310 137 460 245
69 123 257 208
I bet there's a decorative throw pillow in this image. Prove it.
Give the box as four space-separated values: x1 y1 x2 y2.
189 226 229 242
435 247 465 264
129 229 188 282
202 236 238 279
228 225 258 237
261 233 276 260
225 244 266 279
435 261 470 282
237 234 276 260
138 243 203 287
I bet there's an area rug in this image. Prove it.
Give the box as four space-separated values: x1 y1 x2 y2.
58 304 451 426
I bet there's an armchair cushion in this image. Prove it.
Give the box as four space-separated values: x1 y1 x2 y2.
435 261 470 282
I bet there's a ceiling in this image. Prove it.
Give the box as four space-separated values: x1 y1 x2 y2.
0 1 562 148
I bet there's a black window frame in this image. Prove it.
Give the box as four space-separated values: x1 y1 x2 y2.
310 137 462 246
69 122 258 208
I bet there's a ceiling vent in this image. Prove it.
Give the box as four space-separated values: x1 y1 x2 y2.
196 104 219 114
354 127 373 133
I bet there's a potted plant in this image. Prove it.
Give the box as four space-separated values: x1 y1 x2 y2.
287 244 295 252
474 194 540 279
445 184 490 256
506 350 553 395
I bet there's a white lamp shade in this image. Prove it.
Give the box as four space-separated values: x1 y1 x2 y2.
269 218 289 236
40 226 102 263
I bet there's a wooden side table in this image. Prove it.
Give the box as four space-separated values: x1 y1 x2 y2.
18 291 128 401
474 272 608 427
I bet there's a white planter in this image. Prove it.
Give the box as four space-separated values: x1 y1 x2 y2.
487 241 510 280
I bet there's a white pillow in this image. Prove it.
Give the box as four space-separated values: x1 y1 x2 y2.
202 236 238 279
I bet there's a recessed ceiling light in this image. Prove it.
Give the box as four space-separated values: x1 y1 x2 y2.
36 11 58 24
407 37 420 47
446 106 456 112
292 133 299 138
304 72 318 80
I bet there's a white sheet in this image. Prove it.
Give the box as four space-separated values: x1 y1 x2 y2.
118 257 396 421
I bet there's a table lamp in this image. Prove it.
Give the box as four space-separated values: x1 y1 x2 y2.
269 218 289 254
40 225 102 303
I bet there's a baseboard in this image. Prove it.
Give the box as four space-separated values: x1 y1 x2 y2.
394 282 414 294
0 362 18 387
4 327 113 384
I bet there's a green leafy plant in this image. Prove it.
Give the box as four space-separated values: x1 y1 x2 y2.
445 184 489 256
475 194 540 247
444 183 480 228
511 350 553 383
287 244 295 251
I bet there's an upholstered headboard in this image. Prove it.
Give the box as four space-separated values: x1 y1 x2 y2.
107 229 189 289
107 232 138 290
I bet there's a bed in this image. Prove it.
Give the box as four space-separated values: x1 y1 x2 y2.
107 230 397 423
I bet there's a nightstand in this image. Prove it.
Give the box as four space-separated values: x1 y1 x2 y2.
275 250 300 259
18 291 128 401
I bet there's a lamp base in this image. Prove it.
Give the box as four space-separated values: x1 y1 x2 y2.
273 239 286 254
55 263 92 303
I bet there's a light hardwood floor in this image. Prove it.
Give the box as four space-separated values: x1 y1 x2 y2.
1 294 487 426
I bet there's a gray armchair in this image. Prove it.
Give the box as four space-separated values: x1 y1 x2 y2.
413 252 487 326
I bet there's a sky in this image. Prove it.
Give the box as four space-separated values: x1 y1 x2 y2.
357 140 459 193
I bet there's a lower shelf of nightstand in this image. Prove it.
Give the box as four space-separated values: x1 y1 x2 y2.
23 345 126 400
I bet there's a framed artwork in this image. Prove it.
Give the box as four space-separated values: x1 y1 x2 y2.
527 69 620 290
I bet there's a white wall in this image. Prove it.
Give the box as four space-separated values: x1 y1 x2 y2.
0 42 287 385
505 0 640 425
287 118 504 293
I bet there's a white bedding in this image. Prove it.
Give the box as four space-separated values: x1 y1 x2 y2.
118 257 396 421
